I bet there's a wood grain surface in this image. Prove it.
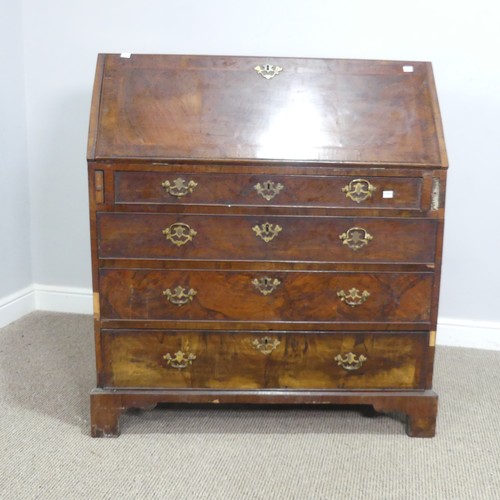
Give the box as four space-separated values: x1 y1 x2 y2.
115 171 423 209
91 55 446 166
99 269 434 323
101 330 427 390
97 213 438 263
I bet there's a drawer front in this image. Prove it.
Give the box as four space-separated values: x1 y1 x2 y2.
100 330 427 390
100 269 433 323
115 171 423 209
97 213 437 264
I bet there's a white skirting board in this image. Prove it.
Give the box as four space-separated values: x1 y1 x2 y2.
435 318 500 351
33 284 93 314
0 285 36 329
0 284 92 328
1 286 499 350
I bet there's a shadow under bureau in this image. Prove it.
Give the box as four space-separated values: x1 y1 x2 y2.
87 54 447 437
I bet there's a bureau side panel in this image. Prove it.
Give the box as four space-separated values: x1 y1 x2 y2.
88 162 110 383
87 55 106 161
426 169 447 388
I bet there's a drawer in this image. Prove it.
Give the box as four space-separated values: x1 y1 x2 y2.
100 330 428 390
99 269 433 324
115 171 423 210
97 213 437 264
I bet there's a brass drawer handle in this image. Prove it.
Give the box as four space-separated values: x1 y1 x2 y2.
161 178 198 197
252 277 281 295
253 222 282 243
337 288 370 307
163 286 197 306
162 223 197 246
342 179 376 203
335 353 367 371
163 350 196 370
339 227 373 251
254 180 284 201
252 336 280 355
254 64 283 80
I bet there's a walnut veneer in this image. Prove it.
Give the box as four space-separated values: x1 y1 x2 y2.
87 54 447 437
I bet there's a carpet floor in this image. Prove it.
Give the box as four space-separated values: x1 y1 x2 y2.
1 311 499 499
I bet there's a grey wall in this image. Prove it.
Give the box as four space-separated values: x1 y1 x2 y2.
0 0 32 298
3 0 500 326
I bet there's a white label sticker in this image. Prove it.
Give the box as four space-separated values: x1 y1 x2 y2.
383 190 394 199
120 53 131 58
403 65 414 73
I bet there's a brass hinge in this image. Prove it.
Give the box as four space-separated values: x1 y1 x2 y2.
430 178 440 211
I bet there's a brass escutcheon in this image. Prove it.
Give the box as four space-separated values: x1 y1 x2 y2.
254 64 283 80
163 286 197 306
339 227 373 251
342 179 376 203
337 288 370 307
254 180 284 201
252 277 281 295
252 222 282 243
161 178 198 197
252 336 281 355
163 350 196 370
162 223 197 246
334 352 367 371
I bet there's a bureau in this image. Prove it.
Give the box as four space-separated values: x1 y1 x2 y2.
87 54 447 437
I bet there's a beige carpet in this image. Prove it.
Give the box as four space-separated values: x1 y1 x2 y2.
1 312 499 499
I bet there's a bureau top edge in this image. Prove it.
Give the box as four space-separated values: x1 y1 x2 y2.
88 53 448 168
87 157 448 170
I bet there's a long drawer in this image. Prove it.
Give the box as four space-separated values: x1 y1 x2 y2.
97 213 437 264
100 330 428 390
99 269 433 323
115 171 424 210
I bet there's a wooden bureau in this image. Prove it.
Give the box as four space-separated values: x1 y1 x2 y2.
87 54 447 437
